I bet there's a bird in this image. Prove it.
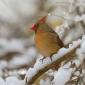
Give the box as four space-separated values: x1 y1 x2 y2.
31 16 64 61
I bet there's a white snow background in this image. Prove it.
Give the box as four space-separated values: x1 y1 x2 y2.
0 0 84 85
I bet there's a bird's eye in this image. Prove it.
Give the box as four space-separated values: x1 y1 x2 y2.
31 23 38 31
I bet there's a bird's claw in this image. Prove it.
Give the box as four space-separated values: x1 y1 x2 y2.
40 57 45 63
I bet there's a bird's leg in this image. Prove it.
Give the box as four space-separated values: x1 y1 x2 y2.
50 56 52 61
40 56 46 63
50 53 56 61
25 77 28 84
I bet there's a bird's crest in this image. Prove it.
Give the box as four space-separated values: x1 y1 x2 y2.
31 16 47 31
38 16 47 23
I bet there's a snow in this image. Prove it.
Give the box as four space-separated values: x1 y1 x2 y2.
0 38 37 69
25 36 82 83
53 68 72 85
0 60 8 70
26 68 37 82
0 77 25 85
8 47 37 69
0 39 25 57
51 36 85 85
40 78 52 85
0 0 84 85
24 47 37 58
6 76 25 85
0 70 3 77
8 55 29 69
0 77 5 85
5 39 25 53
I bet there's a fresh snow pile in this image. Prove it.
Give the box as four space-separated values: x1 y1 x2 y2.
53 68 72 85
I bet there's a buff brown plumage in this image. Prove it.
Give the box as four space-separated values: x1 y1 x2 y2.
31 16 64 59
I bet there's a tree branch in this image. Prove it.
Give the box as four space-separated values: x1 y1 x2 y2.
25 39 81 85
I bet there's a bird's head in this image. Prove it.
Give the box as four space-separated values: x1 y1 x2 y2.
31 16 47 31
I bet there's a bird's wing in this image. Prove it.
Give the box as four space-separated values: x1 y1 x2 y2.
48 31 64 47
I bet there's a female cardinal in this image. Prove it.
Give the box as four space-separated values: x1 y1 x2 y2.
31 16 64 60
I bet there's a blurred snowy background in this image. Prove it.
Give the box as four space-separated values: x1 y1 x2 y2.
0 0 85 85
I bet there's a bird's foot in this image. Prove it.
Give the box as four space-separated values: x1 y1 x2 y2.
40 56 52 63
40 57 45 63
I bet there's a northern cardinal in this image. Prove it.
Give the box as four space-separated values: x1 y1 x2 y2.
31 16 64 60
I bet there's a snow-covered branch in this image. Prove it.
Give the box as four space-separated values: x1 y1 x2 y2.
25 36 83 84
